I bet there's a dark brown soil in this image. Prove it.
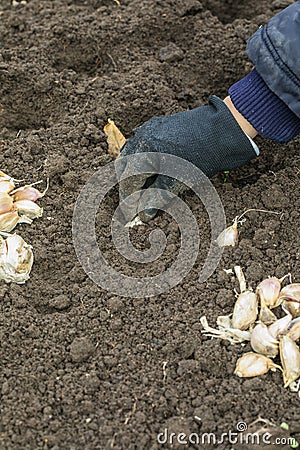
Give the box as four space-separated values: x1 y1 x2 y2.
1 0 300 449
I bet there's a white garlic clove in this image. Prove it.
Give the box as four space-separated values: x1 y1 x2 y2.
12 185 44 202
269 314 292 339
0 193 14 215
13 199 43 219
256 277 282 308
0 211 20 232
287 318 300 342
278 284 300 303
0 179 15 194
216 220 238 247
0 171 15 194
279 335 300 388
0 234 34 284
282 300 300 318
232 290 258 330
250 323 279 358
234 352 281 378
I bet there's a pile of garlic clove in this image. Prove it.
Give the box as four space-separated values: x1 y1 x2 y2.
201 267 300 389
0 171 47 284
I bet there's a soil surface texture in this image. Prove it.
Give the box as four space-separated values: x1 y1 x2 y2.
0 0 300 449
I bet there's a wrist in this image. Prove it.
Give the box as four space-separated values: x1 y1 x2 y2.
228 68 300 143
223 96 258 139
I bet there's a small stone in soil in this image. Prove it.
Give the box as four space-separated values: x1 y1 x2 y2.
70 337 95 363
49 294 71 310
159 43 184 63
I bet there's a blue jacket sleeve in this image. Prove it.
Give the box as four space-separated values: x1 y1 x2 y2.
246 0 300 119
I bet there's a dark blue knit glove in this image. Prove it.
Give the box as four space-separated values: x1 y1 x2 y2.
118 95 257 222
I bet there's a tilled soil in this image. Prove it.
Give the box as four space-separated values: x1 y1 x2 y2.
0 0 300 449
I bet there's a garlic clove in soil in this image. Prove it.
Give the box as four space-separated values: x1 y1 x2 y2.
12 185 44 202
282 299 300 318
250 323 279 358
256 277 282 308
231 290 258 330
0 233 34 284
13 199 43 220
0 193 14 215
279 335 300 388
278 284 300 304
287 318 300 342
0 172 15 194
269 314 292 339
216 219 238 247
0 211 21 232
258 295 277 325
234 352 281 378
0 180 15 194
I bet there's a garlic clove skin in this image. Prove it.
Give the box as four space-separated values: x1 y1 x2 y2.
278 284 300 303
216 220 238 247
258 291 277 324
287 318 300 342
13 200 43 219
232 291 258 330
0 193 14 215
234 352 280 378
0 211 20 232
12 186 44 202
250 323 279 358
259 303 277 325
269 314 292 339
282 300 300 318
0 234 34 284
217 315 232 329
256 277 281 308
279 335 300 388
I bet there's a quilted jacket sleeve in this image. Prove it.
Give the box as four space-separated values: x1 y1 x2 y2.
246 1 300 118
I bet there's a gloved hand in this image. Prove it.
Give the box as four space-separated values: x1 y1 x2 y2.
117 95 257 223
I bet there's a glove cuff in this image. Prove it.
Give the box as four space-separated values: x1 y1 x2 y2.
229 68 300 143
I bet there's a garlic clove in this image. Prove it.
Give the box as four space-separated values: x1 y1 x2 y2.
258 293 277 324
0 179 15 194
232 290 258 330
278 284 300 303
287 318 300 342
279 335 300 388
269 314 292 339
0 172 15 194
256 277 281 308
234 352 281 378
282 300 300 318
0 234 34 284
0 211 20 232
250 323 279 358
12 185 44 202
13 200 43 219
0 193 14 215
216 219 238 247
